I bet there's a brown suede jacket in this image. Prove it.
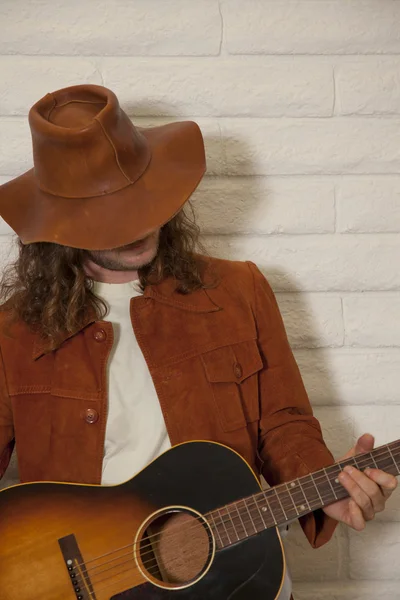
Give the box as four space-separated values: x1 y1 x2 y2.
0 256 337 548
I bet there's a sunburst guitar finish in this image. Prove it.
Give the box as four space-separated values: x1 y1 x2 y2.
0 441 285 600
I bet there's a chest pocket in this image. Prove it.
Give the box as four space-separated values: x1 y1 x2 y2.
201 339 263 432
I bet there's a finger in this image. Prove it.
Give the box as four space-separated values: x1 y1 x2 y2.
340 433 375 461
364 468 398 499
339 468 376 520
348 498 366 531
354 433 375 456
343 466 385 513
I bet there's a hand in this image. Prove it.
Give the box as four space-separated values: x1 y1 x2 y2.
322 433 398 530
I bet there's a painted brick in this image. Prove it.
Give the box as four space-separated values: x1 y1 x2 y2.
0 57 101 115
336 58 400 116
294 348 400 406
0 235 17 266
337 177 400 233
205 234 400 292
314 405 400 463
193 177 335 234
0 0 221 56
0 118 32 176
0 219 13 236
223 0 400 55
101 57 333 117
293 582 400 600
276 293 343 349
349 523 400 580
0 177 14 236
285 521 347 581
220 119 400 176
344 294 400 347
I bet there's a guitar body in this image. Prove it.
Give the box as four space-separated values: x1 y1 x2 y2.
0 441 285 600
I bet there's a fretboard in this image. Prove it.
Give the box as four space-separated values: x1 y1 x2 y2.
208 439 400 549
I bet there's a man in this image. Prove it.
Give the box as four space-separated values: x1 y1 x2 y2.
0 84 397 599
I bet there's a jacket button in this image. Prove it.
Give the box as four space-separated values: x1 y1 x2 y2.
84 408 99 424
93 328 106 342
233 362 243 379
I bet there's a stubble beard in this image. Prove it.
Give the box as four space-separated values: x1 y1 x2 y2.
85 241 159 272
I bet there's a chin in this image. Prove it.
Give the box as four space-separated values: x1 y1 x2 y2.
123 246 157 268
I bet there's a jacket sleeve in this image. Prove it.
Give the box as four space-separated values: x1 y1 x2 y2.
0 344 14 481
247 261 338 549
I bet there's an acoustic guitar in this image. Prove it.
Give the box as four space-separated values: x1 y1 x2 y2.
0 439 399 599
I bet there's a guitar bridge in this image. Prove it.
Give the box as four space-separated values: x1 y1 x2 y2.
58 533 97 600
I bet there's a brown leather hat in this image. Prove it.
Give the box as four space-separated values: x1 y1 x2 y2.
0 84 206 250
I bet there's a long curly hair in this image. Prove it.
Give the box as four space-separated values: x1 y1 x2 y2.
0 203 211 348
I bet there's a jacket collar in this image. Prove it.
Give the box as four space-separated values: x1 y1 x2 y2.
33 277 221 360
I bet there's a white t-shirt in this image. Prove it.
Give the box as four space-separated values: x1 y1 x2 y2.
94 278 292 600
94 279 171 486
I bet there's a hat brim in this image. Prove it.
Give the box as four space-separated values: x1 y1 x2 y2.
0 121 206 250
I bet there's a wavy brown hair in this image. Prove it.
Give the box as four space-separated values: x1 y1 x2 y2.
0 203 211 348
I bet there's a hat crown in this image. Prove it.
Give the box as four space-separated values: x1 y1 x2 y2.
28 84 151 198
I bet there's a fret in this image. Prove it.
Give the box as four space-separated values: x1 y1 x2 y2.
323 466 338 500
225 506 240 542
216 508 232 545
387 446 399 474
370 453 379 469
208 440 400 551
285 483 300 517
325 464 349 502
253 495 268 529
310 473 324 504
355 452 379 471
233 502 248 538
296 478 312 511
241 499 258 536
374 448 395 473
274 488 289 521
208 512 223 548
301 473 325 510
262 491 278 525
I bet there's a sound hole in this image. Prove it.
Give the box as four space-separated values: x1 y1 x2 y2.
138 508 213 589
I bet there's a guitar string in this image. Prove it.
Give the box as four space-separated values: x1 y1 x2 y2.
81 467 394 591
69 445 400 596
88 441 400 573
72 442 400 596
75 447 400 598
88 445 400 598
72 441 400 576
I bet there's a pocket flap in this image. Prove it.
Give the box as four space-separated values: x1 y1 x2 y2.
202 339 263 384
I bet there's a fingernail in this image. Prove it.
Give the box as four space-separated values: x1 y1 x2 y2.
365 467 371 474
344 466 354 474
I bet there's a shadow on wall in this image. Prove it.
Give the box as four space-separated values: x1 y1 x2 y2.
0 107 354 588
191 125 354 588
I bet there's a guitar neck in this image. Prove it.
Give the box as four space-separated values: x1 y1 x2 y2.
208 440 400 549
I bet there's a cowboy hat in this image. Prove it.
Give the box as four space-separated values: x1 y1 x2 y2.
0 84 206 250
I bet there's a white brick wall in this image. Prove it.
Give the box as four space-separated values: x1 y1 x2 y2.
0 1 399 597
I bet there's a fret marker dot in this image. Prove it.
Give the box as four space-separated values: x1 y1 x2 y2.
335 478 339 484
262 507 268 512
299 505 306 511
290 482 296 487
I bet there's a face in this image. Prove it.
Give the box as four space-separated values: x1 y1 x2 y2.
85 228 161 272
